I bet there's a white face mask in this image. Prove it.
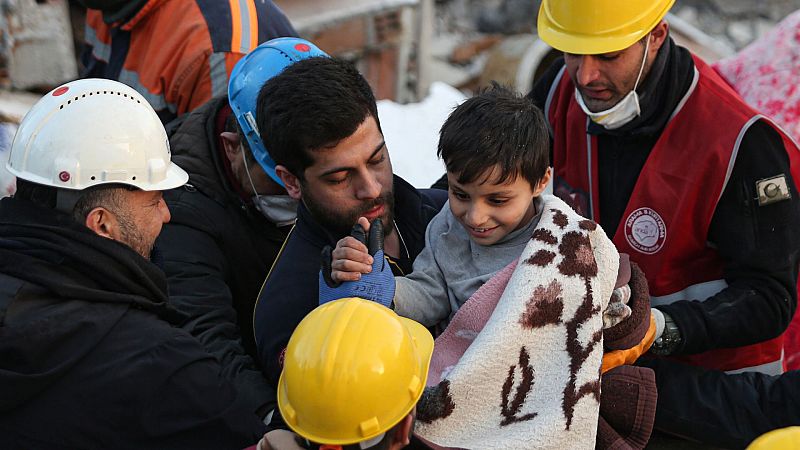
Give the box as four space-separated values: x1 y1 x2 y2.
252 194 298 227
575 35 651 130
240 143 298 226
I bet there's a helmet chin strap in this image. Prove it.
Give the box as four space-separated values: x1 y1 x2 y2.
632 33 651 94
239 142 261 199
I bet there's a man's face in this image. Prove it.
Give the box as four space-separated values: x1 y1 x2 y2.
297 116 394 237
117 190 170 259
564 41 649 113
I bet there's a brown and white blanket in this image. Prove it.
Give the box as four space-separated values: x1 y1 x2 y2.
416 194 619 449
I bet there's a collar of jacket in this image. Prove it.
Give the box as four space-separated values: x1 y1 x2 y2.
117 0 167 30
588 36 695 137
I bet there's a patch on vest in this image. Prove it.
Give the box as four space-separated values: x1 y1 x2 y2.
756 174 791 206
624 207 666 254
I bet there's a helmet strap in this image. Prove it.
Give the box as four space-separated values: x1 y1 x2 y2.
632 33 651 93
240 142 261 200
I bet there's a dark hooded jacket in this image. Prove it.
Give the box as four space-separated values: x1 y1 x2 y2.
159 97 288 418
0 197 265 449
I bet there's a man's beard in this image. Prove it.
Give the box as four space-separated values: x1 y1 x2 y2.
116 211 154 260
303 187 395 239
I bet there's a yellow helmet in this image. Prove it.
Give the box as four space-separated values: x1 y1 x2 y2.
747 427 800 450
537 0 675 55
277 298 434 446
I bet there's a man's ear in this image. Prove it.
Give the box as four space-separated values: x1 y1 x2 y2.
534 167 552 196
220 131 241 164
275 165 302 200
649 20 669 56
84 207 118 240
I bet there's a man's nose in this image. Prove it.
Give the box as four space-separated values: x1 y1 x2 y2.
355 172 382 200
159 197 171 224
576 55 601 87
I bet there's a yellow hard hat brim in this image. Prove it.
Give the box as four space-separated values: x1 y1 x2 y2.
537 0 674 55
277 301 434 447
746 426 800 450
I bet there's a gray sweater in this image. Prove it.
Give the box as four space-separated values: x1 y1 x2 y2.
394 197 543 328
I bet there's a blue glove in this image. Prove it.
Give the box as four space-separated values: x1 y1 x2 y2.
319 219 396 307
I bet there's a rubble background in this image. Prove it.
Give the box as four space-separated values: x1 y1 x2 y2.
438 0 800 52
429 0 800 92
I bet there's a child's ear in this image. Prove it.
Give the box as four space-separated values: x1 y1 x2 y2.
534 167 552 196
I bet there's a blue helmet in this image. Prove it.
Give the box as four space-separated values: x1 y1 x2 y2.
228 37 328 186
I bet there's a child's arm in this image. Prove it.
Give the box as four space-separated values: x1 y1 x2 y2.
392 210 453 328
393 245 452 327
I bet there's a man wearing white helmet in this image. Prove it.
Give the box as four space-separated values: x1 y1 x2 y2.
529 0 800 445
0 79 267 448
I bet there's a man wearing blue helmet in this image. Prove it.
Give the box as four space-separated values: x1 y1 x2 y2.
157 38 325 422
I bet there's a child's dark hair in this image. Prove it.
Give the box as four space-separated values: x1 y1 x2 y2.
438 83 549 187
256 57 381 179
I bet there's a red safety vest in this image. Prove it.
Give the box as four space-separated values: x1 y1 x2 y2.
546 56 800 374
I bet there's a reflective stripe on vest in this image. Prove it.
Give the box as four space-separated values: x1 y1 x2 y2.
229 0 258 53
118 69 176 114
84 23 111 62
650 279 728 306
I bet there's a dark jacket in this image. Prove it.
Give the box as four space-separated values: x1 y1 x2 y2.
0 197 265 449
529 38 800 357
254 177 446 387
638 358 800 449
159 96 288 417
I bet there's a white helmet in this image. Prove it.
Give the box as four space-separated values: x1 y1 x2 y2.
6 78 188 191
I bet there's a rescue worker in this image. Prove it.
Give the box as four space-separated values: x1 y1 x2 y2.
78 0 297 123
252 56 447 391
529 0 800 444
260 297 433 450
0 79 266 448
158 38 327 420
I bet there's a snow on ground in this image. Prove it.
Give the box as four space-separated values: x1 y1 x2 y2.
379 81 467 189
0 123 17 197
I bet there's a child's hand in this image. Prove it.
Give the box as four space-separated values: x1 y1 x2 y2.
330 217 374 283
319 218 395 307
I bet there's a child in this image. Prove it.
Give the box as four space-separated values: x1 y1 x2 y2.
330 84 552 328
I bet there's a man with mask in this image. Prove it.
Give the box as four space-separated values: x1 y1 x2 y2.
0 78 266 448
158 38 327 422
529 0 800 443
78 0 297 123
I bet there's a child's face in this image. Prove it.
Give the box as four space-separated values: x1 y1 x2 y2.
447 165 551 246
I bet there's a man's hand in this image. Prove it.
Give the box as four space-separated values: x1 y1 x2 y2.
601 312 658 373
319 218 396 307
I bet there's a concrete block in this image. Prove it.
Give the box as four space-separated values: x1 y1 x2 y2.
6 0 77 90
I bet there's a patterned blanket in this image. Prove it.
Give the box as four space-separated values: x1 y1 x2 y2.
416 194 619 449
